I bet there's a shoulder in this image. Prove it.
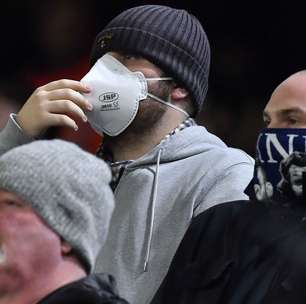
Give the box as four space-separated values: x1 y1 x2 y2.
189 126 254 165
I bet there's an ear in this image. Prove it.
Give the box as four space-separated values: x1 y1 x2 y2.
171 87 189 102
61 239 73 255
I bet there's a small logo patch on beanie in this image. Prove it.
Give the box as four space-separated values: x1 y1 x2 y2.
98 33 113 50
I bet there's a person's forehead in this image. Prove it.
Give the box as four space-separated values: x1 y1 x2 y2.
108 51 146 62
264 76 306 114
0 189 57 234
107 51 163 72
0 189 25 203
0 190 37 214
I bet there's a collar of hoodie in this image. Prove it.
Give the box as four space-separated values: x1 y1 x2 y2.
97 117 196 188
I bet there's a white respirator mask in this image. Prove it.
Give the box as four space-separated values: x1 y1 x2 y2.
81 54 189 136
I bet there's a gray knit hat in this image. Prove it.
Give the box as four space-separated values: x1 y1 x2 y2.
90 5 210 115
0 139 114 273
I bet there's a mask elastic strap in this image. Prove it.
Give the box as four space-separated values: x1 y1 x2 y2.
147 93 189 118
146 77 173 81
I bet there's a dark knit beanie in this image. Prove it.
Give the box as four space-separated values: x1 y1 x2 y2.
0 139 114 273
90 5 210 115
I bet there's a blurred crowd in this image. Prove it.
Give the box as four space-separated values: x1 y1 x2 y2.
2 0 306 155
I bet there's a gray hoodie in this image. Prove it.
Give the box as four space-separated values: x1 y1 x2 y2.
0 115 33 155
95 125 254 304
0 117 254 304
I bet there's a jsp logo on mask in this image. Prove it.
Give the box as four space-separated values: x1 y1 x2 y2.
80 54 188 136
99 93 120 111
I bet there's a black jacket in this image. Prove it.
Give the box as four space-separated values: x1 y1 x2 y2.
38 273 129 304
152 200 306 304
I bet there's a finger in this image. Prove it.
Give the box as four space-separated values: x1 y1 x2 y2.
39 79 91 94
45 89 92 111
45 100 88 122
46 113 79 131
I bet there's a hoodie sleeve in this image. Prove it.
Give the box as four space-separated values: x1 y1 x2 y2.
194 161 254 217
0 114 33 155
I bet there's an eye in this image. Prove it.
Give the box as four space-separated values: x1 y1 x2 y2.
3 199 23 208
122 53 141 60
123 54 134 60
287 116 298 126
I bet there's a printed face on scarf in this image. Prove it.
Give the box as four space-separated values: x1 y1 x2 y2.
0 190 64 295
277 151 306 197
289 164 306 196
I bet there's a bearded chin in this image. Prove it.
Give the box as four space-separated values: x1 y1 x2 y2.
102 80 171 148
121 80 171 136
127 99 168 135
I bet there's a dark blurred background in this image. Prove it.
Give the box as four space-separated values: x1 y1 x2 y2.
1 0 306 156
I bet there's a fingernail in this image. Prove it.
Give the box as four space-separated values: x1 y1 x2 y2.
83 116 88 122
74 125 78 131
84 85 91 92
87 103 93 111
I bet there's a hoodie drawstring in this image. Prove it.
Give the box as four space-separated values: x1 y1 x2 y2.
143 148 162 272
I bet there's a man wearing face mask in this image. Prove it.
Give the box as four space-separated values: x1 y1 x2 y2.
0 5 254 304
152 71 306 304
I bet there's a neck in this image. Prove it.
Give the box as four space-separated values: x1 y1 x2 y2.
105 110 187 161
0 260 86 304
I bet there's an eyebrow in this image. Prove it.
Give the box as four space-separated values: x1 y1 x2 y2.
264 107 306 118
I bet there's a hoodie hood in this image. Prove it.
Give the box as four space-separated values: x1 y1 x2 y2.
128 125 228 168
